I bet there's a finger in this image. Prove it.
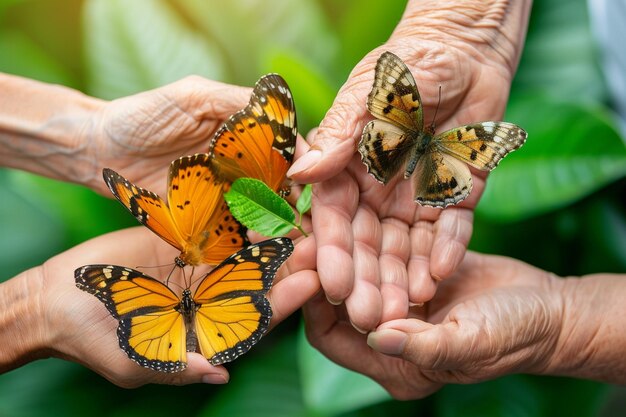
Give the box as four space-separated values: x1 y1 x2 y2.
287 55 379 183
303 293 377 374
430 207 473 280
368 319 477 371
101 352 230 387
344 206 383 331
268 268 320 330
166 75 252 120
311 171 359 304
379 218 411 322
407 219 438 303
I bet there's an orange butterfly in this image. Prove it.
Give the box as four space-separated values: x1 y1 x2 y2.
75 238 293 372
209 73 297 194
103 153 248 267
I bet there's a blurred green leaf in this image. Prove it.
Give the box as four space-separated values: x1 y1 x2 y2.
0 360 84 417
7 171 136 247
477 97 626 221
335 1 405 73
297 325 390 416
0 170 65 281
199 333 308 417
225 178 296 237
174 0 339 85
84 0 224 99
511 0 606 103
265 49 338 131
435 376 544 417
267 50 338 132
0 29 76 86
296 184 312 215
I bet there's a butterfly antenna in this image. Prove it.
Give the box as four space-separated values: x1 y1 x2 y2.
430 85 442 132
164 263 179 287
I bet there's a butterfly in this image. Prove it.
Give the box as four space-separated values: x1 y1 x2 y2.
359 51 527 208
209 73 297 195
75 237 293 372
103 153 248 267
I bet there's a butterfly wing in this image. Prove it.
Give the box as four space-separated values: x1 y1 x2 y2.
359 119 417 184
413 150 473 208
191 238 294 365
209 74 297 193
103 168 183 251
167 154 248 266
434 122 527 171
75 265 188 372
367 51 424 132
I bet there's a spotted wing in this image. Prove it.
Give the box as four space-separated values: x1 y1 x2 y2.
167 154 248 266
413 150 473 208
209 74 297 193
191 238 294 365
103 168 183 251
75 265 187 373
434 122 527 171
367 51 423 132
359 119 417 184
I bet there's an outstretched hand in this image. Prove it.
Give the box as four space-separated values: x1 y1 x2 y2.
290 32 522 330
304 251 564 400
38 227 318 387
82 76 252 196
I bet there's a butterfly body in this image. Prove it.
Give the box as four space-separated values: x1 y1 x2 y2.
359 52 527 208
209 74 297 195
75 238 293 372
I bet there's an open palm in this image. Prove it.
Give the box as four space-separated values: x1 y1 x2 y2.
291 39 519 330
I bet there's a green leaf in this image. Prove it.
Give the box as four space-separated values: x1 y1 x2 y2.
173 0 338 85
0 170 65 282
435 376 609 417
477 97 626 221
511 0 606 103
296 184 312 215
83 0 224 99
297 324 390 415
264 49 338 131
199 333 308 417
0 29 76 86
225 178 296 237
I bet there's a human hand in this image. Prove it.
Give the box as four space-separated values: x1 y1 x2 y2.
288 0 532 330
18 227 318 387
81 76 252 195
304 251 565 400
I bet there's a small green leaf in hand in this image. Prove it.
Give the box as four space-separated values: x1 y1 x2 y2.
225 178 307 237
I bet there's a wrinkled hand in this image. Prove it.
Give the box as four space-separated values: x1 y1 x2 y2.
39 227 318 388
304 251 563 400
289 25 523 330
82 76 252 195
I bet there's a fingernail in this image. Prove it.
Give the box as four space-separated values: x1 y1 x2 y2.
409 302 424 307
367 329 407 355
287 150 322 177
350 320 369 334
431 274 443 282
202 373 229 384
326 294 342 306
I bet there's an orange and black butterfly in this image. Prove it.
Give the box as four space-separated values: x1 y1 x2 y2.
75 238 293 372
208 73 297 195
103 153 248 267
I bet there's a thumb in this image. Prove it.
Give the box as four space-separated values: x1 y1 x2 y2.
149 353 230 386
287 54 380 183
367 319 478 370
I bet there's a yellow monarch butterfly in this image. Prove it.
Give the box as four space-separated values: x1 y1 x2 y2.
103 153 248 267
208 73 297 195
75 238 293 372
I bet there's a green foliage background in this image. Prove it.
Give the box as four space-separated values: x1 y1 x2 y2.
1 0 625 416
